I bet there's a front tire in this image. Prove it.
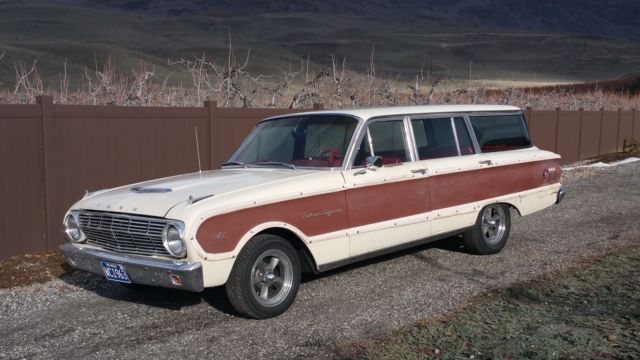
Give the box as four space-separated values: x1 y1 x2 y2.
463 203 511 254
225 234 301 319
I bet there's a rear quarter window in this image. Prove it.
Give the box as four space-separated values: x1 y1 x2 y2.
470 113 532 152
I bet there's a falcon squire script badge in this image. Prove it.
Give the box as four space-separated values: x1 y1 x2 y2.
302 208 344 219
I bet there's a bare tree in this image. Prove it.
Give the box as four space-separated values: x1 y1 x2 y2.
365 44 376 105
128 62 155 105
209 47 262 108
329 54 346 108
13 59 43 102
0 52 5 89
168 53 214 105
84 55 129 105
266 63 300 107
288 69 329 109
209 30 264 108
57 58 69 103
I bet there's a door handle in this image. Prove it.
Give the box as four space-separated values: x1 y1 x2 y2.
478 160 493 166
410 168 428 174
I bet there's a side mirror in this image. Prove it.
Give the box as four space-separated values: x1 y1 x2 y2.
365 155 383 169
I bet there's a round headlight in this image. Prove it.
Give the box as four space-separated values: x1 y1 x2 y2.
162 224 186 258
64 213 86 243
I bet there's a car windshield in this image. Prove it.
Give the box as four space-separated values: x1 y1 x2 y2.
227 115 358 169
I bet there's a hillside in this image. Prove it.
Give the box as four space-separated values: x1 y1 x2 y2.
58 0 640 40
0 0 639 89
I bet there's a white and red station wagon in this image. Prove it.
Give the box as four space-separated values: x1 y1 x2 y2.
61 105 564 318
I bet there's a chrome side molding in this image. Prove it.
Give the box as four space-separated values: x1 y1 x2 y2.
131 186 172 193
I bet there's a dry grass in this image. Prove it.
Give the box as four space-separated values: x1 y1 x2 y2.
0 53 639 110
335 245 640 359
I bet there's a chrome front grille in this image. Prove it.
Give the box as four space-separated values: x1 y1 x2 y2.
78 211 170 257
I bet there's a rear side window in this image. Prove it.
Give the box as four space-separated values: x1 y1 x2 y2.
469 114 532 152
412 117 458 159
411 117 475 159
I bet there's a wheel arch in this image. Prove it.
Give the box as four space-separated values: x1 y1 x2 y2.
256 227 319 274
498 201 522 216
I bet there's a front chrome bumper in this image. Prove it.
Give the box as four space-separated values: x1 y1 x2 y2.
60 243 204 292
556 186 566 204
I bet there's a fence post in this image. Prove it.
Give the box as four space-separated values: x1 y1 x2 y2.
578 108 584 161
598 107 605 156
616 108 622 152
36 95 55 250
554 107 560 153
205 100 218 170
633 108 637 141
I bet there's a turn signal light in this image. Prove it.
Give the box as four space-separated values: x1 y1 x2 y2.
170 274 182 286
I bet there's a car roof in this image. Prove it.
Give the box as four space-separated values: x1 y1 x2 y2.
264 104 522 122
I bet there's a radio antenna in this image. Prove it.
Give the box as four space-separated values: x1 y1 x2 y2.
194 126 202 174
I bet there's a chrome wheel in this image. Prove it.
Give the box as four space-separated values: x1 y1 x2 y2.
481 205 507 245
250 249 294 307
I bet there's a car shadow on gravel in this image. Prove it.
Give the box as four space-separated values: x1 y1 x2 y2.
58 235 468 316
301 234 468 283
61 272 204 310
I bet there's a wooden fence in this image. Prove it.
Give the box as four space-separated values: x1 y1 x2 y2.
0 97 638 259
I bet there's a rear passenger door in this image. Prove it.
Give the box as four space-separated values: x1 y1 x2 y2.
343 117 430 256
411 115 487 235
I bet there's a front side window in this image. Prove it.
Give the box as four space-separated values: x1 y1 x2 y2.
353 119 409 167
470 113 532 152
229 115 358 168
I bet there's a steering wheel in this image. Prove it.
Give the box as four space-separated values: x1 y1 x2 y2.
319 148 342 163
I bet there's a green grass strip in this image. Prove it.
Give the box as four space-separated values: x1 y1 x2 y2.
336 246 640 359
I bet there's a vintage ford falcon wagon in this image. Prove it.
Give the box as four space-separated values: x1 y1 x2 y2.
61 105 564 318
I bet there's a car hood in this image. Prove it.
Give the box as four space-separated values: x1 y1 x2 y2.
75 169 316 217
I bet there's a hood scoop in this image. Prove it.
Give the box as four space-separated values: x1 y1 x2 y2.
131 186 173 193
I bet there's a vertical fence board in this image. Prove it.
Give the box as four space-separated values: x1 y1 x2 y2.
633 109 640 141
580 111 602 159
556 110 581 164
0 106 47 258
529 110 557 152
619 110 634 149
600 111 620 155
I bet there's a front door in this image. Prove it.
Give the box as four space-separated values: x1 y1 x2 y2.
343 117 430 256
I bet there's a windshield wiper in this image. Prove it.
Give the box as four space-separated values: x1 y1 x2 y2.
253 161 297 170
221 161 248 168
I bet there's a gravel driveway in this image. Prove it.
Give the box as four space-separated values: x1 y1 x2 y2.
1 163 639 360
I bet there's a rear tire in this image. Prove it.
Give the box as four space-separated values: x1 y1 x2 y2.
225 234 301 319
463 203 511 254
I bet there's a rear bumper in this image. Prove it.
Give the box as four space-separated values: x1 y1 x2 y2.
60 242 204 292
556 186 566 204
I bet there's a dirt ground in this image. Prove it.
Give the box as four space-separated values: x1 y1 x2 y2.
0 251 72 289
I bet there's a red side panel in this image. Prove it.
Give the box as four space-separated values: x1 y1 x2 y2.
345 178 429 228
195 159 561 254
196 191 349 253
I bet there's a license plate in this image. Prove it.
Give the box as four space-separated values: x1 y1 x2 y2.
100 261 131 284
